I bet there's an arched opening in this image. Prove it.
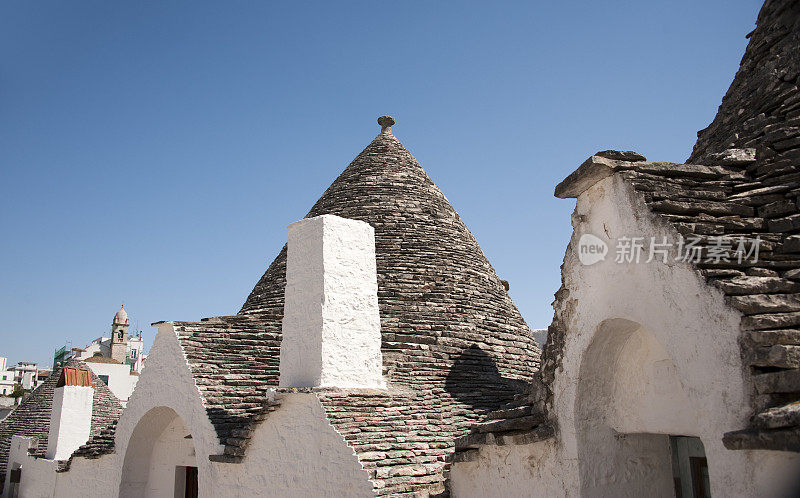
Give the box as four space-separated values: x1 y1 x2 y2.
576 318 709 497
119 406 198 498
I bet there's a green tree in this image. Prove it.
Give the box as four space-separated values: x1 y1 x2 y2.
10 384 24 399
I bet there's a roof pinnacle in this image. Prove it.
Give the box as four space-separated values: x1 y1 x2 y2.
378 116 395 135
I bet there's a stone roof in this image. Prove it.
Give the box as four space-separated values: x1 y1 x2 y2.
171 315 283 461
170 122 540 493
0 360 123 488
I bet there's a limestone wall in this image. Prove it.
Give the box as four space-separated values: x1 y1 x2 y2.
452 174 800 497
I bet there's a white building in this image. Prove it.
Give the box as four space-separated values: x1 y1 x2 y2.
0 359 13 397
76 307 146 374
75 307 144 403
7 363 42 392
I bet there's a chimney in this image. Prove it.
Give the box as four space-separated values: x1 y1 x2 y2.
46 367 94 460
279 214 384 389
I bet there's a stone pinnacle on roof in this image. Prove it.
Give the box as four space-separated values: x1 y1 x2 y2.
378 115 395 135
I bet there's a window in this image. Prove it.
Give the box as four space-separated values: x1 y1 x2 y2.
97 375 109 385
130 349 137 359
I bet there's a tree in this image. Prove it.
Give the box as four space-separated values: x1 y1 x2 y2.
10 384 24 399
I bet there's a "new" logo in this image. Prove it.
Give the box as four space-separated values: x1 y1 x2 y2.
577 233 608 266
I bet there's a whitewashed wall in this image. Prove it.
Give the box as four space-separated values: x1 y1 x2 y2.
211 393 374 497
452 174 800 497
280 215 384 389
4 436 57 498
46 386 94 461
450 439 569 498
18 321 374 498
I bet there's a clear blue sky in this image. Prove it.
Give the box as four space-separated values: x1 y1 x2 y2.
0 1 761 368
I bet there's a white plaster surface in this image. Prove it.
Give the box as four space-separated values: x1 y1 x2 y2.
450 439 569 498
4 436 57 498
119 406 196 497
280 214 384 389
452 174 800 497
85 362 139 403
46 386 94 461
5 432 121 498
210 393 374 497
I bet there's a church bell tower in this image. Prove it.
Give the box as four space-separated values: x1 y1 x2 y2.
111 305 129 364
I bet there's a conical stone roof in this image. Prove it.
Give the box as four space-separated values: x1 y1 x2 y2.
240 122 539 386
0 360 123 489
172 120 540 493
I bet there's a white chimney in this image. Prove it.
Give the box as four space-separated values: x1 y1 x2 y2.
279 214 384 389
46 368 94 460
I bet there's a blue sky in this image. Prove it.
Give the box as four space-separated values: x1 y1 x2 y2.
0 1 761 368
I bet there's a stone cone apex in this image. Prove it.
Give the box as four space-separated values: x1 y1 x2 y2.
240 118 539 386
378 115 395 135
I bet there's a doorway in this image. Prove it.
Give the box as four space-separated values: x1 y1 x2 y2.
670 436 710 498
175 465 198 498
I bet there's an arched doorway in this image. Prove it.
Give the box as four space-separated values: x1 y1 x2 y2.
576 318 708 497
119 406 198 498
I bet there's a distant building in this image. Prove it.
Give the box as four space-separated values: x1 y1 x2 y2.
0 359 13 397
7 362 42 391
72 306 145 374
70 306 145 403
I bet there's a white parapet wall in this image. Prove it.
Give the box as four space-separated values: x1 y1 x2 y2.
46 385 94 461
280 214 384 389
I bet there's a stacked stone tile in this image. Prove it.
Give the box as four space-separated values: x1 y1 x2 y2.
69 421 119 462
453 379 553 462
0 360 123 489
686 0 800 451
170 316 284 461
167 125 539 493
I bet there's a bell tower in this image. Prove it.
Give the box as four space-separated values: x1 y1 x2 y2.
111 305 129 364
